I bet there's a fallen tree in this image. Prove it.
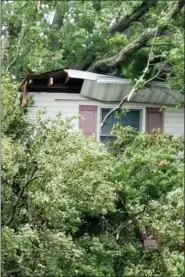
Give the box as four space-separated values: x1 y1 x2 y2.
108 0 158 35
88 0 184 73
97 0 184 127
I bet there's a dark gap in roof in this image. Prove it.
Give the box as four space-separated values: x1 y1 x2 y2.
28 77 84 93
28 87 81 93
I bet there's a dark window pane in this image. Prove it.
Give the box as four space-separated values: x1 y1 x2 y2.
102 109 109 119
102 123 113 135
100 135 116 145
131 123 140 130
101 109 140 135
131 111 140 121
121 113 130 125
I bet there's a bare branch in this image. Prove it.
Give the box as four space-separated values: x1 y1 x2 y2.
5 26 30 72
6 45 17 54
127 27 159 100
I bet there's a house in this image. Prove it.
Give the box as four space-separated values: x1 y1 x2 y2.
19 69 184 142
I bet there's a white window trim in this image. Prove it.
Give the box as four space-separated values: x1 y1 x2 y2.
97 104 147 142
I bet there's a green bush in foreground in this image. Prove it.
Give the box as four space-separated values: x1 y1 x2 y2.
2 78 184 276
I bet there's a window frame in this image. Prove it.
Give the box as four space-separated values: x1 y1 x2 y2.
98 106 144 142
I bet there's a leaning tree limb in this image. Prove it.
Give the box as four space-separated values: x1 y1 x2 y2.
101 28 165 128
108 0 158 35
93 0 184 129
88 27 159 73
88 0 184 73
101 60 167 129
101 95 129 128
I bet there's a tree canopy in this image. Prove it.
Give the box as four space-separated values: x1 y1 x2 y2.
2 0 184 93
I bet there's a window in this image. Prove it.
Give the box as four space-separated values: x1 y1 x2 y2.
100 108 141 144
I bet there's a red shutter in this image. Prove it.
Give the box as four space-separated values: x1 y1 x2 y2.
146 108 163 133
79 105 97 137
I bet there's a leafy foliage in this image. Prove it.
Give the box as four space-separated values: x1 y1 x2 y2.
2 74 31 139
2 1 184 276
2 0 184 92
108 126 184 276
2 103 118 276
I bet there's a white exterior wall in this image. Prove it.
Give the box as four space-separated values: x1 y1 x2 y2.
28 93 184 139
163 107 184 138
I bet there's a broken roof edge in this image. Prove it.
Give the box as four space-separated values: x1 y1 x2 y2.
18 68 104 90
19 68 169 91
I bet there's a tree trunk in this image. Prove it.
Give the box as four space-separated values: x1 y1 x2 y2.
109 0 158 35
88 0 184 73
88 27 160 73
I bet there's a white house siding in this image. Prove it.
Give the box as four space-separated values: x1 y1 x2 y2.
28 93 184 139
163 107 184 138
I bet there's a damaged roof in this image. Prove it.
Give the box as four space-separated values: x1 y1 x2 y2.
19 68 183 107
19 68 122 91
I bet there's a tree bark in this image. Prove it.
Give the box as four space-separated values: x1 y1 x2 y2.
88 27 160 73
88 0 184 73
109 0 158 35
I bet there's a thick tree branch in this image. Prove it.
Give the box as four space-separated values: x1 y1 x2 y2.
88 0 184 73
88 27 159 73
127 62 166 102
101 62 167 129
109 0 158 35
142 62 167 88
127 48 168 102
101 95 128 128
101 29 160 128
144 43 174 47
